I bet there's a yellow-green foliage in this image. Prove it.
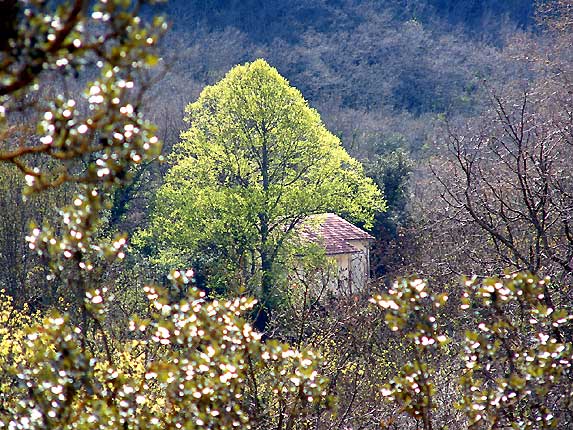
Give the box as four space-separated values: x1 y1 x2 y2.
136 59 384 291
0 272 328 430
0 292 37 411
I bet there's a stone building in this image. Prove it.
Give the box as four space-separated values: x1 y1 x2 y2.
301 213 374 294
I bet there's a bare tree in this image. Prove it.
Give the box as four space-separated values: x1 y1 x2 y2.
431 77 573 298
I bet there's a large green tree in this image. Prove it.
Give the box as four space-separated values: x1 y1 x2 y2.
139 59 383 310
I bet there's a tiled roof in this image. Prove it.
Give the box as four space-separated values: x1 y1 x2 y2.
301 213 374 255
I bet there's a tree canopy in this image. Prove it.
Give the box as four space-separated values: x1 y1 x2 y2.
138 59 383 304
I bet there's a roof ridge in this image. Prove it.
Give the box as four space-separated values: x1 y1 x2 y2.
302 212 374 255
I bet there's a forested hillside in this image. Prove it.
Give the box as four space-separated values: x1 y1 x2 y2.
2 1 573 429
148 1 534 156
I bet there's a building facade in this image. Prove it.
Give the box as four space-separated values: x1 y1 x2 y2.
302 213 374 294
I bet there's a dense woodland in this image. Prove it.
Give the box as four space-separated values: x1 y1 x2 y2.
1 0 573 429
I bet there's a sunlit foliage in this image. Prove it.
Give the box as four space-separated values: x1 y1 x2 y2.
371 278 450 428
0 291 37 413
137 59 383 306
0 271 328 430
372 273 573 430
458 274 573 429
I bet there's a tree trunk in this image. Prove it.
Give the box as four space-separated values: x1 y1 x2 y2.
258 128 273 327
